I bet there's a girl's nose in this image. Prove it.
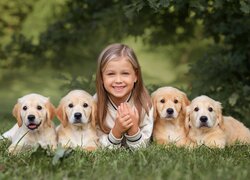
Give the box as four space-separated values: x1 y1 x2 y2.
115 75 122 83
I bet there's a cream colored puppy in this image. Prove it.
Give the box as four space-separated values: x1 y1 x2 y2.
152 86 190 146
56 90 98 151
223 116 250 145
1 93 57 154
185 95 250 148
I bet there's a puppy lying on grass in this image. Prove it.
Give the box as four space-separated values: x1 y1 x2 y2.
56 90 98 151
0 93 57 154
152 86 190 146
185 95 250 148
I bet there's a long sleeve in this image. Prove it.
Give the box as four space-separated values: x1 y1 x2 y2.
125 107 154 149
96 125 122 149
94 93 154 149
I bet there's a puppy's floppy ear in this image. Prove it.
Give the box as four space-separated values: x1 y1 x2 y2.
181 93 190 112
215 101 224 129
151 91 159 122
45 99 56 127
56 101 68 127
91 101 97 129
12 102 22 127
184 105 191 131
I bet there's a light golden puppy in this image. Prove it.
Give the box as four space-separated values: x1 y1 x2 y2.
185 95 250 148
152 86 190 146
56 90 98 151
223 116 250 145
1 93 57 154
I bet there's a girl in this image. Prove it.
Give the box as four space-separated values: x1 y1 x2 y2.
95 43 153 149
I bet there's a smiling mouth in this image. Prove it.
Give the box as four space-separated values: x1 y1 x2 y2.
113 86 125 91
27 122 41 130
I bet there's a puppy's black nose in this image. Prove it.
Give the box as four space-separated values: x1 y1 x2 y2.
166 108 174 115
200 116 208 122
28 115 35 122
74 112 82 120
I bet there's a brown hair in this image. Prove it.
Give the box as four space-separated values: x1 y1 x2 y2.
96 43 152 133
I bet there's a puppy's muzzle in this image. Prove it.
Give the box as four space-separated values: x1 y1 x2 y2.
73 112 82 123
28 115 35 122
199 116 209 127
26 114 41 130
166 108 174 118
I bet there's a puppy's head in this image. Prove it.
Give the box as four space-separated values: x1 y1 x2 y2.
185 95 223 130
12 93 55 131
151 86 190 122
56 90 96 128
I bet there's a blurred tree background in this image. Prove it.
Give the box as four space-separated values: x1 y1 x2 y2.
0 0 249 126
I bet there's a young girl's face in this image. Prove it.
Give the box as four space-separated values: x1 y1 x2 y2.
102 58 137 105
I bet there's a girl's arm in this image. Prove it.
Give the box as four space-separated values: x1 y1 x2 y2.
125 107 154 149
96 125 122 149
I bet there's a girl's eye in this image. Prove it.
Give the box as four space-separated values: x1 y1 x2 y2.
160 99 165 103
174 99 178 104
68 103 74 108
208 107 213 112
83 103 88 108
23 106 27 111
37 105 42 110
194 107 199 112
107 72 115 76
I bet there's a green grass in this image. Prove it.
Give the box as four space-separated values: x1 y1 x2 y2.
1 119 250 180
1 115 250 180
1 140 250 180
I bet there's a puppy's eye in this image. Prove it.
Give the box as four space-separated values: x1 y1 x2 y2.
160 99 165 103
194 107 199 112
68 103 74 108
208 107 213 112
37 105 42 110
83 103 88 108
174 99 178 104
23 106 27 111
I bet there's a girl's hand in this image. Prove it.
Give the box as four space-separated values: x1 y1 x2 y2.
112 103 133 138
125 103 140 136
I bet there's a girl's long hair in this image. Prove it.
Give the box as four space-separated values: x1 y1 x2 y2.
96 43 152 134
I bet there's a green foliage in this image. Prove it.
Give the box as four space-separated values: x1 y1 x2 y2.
1 0 130 70
57 73 96 94
0 0 34 44
124 0 197 44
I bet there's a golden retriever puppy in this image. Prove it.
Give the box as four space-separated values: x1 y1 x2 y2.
56 90 98 151
152 86 190 146
185 95 250 148
1 93 57 154
223 116 250 145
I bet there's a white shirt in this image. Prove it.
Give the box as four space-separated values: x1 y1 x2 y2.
94 94 153 149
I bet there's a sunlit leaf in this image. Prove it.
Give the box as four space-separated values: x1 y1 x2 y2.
228 93 239 107
52 145 73 165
